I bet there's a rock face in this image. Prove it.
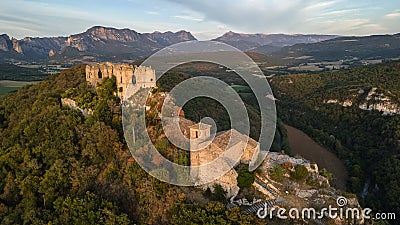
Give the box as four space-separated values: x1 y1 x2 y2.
48 49 55 57
61 98 92 117
17 37 68 59
0 34 13 52
358 87 400 115
85 62 156 98
324 87 400 115
12 38 22 54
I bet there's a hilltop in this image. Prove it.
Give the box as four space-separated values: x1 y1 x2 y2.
0 64 371 224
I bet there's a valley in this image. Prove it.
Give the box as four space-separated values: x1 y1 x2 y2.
0 80 36 97
284 125 348 190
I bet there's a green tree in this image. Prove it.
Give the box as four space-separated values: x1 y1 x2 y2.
237 165 255 189
270 164 286 182
291 165 309 181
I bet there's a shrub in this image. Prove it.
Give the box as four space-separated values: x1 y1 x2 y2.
237 165 255 189
270 164 285 182
291 165 309 181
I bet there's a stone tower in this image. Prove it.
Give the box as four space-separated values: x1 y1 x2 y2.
85 62 156 98
133 65 156 88
189 122 212 181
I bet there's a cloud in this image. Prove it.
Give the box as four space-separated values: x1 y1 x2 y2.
384 12 400 19
310 18 387 35
321 8 360 16
173 15 203 22
147 11 159 15
304 0 342 11
164 0 345 34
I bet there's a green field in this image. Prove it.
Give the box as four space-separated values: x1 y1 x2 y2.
0 80 36 98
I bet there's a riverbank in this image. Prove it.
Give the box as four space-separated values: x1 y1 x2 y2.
284 125 348 190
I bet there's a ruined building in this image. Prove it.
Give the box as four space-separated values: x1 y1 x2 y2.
85 62 156 98
187 121 260 197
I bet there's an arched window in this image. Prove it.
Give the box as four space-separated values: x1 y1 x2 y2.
120 76 123 83
98 69 102 78
132 75 136 84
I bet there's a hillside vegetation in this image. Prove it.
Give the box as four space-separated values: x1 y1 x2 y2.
0 65 272 224
0 63 47 81
270 60 400 218
272 34 400 62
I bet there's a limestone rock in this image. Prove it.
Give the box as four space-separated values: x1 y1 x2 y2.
49 49 55 57
12 38 23 54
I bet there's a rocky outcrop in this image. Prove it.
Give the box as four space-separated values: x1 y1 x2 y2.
14 36 68 59
61 98 92 117
324 87 400 115
358 87 400 115
12 38 22 53
48 49 55 57
0 34 13 52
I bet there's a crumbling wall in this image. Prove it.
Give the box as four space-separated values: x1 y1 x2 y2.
86 62 156 98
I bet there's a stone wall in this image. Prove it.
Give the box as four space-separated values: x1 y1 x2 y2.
85 62 156 98
61 98 92 117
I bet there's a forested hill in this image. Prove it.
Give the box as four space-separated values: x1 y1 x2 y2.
271 33 400 62
0 63 46 81
273 60 400 107
0 65 271 224
270 60 400 218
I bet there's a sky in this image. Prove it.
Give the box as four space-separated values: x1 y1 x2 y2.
1 0 399 40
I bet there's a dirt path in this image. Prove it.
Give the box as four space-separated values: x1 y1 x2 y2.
284 125 348 190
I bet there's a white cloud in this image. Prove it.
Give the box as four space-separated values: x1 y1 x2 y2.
310 18 387 35
163 0 399 36
321 9 360 16
384 12 400 19
165 0 345 34
304 0 342 11
173 15 203 22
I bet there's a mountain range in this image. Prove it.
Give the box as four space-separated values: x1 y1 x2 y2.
0 26 196 63
213 31 339 53
272 34 400 61
1 26 400 64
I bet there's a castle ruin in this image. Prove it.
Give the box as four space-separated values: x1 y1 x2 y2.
187 121 260 197
85 62 156 98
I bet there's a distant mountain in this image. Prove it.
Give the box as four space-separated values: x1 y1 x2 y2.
272 33 400 61
3 28 400 64
213 31 338 52
251 45 283 55
0 34 13 52
0 26 197 63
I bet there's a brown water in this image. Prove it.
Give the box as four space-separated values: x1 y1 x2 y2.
285 125 348 190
